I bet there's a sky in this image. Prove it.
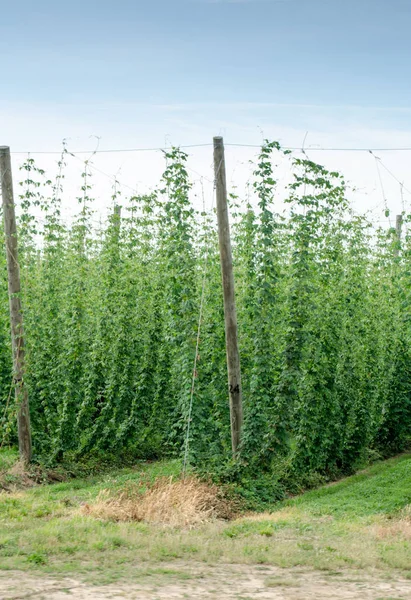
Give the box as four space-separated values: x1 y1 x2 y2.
1 0 411 221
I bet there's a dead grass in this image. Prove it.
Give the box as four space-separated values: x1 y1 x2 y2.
373 504 411 540
402 503 411 520
236 507 300 522
81 475 239 527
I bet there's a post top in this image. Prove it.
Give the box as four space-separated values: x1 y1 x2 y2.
0 146 10 153
213 136 224 143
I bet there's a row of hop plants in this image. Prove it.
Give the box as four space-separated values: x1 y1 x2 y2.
0 141 410 490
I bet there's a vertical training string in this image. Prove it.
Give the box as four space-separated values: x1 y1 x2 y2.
182 158 223 476
371 151 392 228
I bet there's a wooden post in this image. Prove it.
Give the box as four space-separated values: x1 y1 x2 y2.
213 136 243 455
0 146 32 464
395 214 403 258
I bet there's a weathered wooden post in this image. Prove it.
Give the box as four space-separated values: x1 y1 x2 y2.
213 136 243 455
0 146 32 464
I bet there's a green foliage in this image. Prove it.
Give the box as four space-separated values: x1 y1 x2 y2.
0 141 410 492
288 453 411 518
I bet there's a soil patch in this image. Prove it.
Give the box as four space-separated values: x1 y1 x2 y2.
1 563 411 599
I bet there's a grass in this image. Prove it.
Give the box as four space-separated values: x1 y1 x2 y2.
289 454 411 517
0 451 410 584
0 447 19 473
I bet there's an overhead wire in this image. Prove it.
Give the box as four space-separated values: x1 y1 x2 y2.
10 143 214 156
9 143 411 155
11 142 411 236
227 144 411 152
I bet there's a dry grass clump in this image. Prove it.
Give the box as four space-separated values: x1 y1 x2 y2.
235 507 299 523
373 504 411 540
82 475 239 527
402 503 411 521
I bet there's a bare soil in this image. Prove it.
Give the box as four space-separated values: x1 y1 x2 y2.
1 562 411 600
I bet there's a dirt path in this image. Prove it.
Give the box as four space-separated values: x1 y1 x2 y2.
1 563 411 599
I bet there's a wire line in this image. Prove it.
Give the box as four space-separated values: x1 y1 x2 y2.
10 143 411 155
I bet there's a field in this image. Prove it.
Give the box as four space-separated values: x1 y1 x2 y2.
1 141 411 598
0 0 410 594
2 142 411 491
0 451 410 598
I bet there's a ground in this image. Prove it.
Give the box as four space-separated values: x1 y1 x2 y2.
0 452 411 599
2 563 411 599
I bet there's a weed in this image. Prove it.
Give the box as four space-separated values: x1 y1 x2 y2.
26 552 47 565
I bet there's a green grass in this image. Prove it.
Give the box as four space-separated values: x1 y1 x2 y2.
0 448 18 473
0 450 410 583
287 454 411 518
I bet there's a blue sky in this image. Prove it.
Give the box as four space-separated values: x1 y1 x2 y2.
1 0 411 219
2 0 410 110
